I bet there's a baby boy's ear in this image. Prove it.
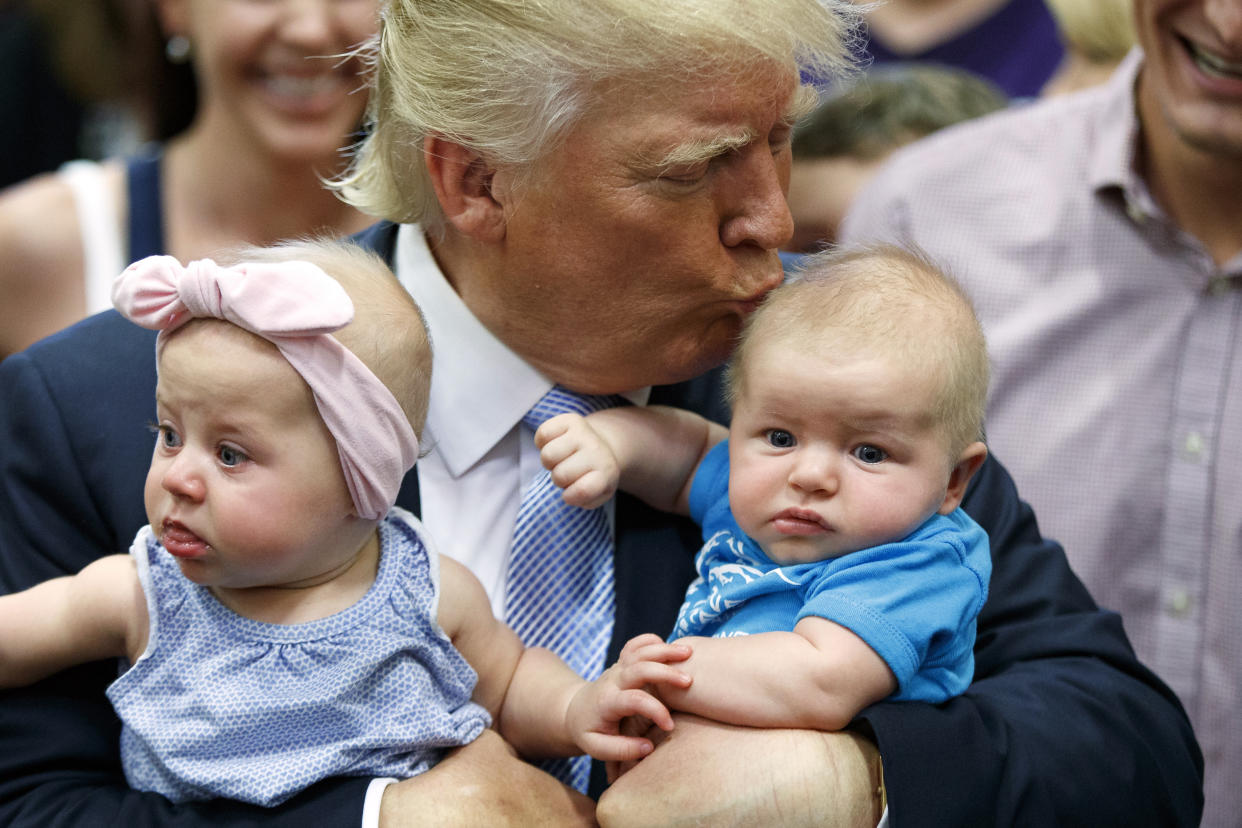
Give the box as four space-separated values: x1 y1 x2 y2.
937 442 988 515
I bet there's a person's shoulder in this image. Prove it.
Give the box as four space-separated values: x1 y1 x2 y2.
0 161 127 355
22 309 152 360
844 87 1114 241
0 167 79 225
3 311 157 409
904 82 1117 171
878 86 1112 182
0 160 126 260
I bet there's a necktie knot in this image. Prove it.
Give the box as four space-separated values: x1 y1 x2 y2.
523 386 626 430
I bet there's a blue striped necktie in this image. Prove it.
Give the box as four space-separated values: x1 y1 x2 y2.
505 386 624 792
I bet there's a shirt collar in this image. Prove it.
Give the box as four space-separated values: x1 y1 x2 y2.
393 225 549 476
1086 48 1146 198
392 225 648 477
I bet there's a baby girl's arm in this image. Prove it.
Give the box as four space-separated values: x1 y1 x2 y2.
554 633 691 762
438 558 690 762
0 554 147 687
662 618 898 732
536 405 727 515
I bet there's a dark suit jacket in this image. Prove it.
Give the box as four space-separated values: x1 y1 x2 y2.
0 222 1203 825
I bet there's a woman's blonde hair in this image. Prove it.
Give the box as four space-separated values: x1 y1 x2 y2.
334 0 862 232
1045 0 1135 65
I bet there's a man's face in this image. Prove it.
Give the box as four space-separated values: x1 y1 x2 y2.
474 61 801 394
1136 0 1242 159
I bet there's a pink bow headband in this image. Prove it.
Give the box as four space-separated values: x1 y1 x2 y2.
112 254 419 520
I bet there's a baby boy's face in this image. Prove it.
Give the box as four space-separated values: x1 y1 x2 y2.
727 339 957 565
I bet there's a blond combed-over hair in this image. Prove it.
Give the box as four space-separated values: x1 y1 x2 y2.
335 0 863 232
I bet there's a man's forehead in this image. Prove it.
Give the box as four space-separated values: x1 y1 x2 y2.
605 71 807 165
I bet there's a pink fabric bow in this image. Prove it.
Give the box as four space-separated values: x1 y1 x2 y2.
113 254 419 521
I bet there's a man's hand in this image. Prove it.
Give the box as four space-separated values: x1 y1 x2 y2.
596 714 883 828
380 729 596 826
536 413 622 509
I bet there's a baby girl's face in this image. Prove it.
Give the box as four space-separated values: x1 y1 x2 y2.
143 320 361 591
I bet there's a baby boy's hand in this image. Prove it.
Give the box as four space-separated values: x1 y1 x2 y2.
535 413 622 509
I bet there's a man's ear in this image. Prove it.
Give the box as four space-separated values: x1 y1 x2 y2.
423 135 507 243
937 441 988 515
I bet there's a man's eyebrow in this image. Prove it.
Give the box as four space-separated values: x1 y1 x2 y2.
642 84 819 171
644 128 756 170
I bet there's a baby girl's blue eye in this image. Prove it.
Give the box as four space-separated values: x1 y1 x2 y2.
218 445 248 467
153 424 182 449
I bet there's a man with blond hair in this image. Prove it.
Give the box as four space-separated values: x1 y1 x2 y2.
0 1 1202 825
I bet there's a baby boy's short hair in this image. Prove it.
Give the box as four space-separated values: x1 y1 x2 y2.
728 243 989 458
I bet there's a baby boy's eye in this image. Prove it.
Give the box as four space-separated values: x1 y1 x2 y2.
853 444 888 464
765 429 796 449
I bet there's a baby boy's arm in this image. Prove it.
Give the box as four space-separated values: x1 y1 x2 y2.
437 556 691 763
664 617 898 732
0 554 146 688
536 405 727 515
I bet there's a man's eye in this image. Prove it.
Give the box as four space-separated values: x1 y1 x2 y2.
765 429 796 448
853 444 888 464
218 445 248 467
769 128 793 156
659 162 710 185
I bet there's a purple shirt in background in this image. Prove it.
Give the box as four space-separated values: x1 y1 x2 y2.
858 0 1064 99
840 51 1239 827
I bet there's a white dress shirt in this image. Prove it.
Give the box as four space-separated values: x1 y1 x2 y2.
391 225 647 616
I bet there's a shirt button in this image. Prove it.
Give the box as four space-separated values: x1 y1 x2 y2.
1182 431 1205 460
1208 276 1233 295
1166 588 1192 618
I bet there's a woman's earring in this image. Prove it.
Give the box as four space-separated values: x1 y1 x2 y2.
166 35 192 64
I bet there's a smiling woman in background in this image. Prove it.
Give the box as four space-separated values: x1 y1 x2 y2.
0 0 379 359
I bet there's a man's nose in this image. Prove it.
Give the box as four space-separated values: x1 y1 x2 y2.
719 143 795 252
1206 0 1242 51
